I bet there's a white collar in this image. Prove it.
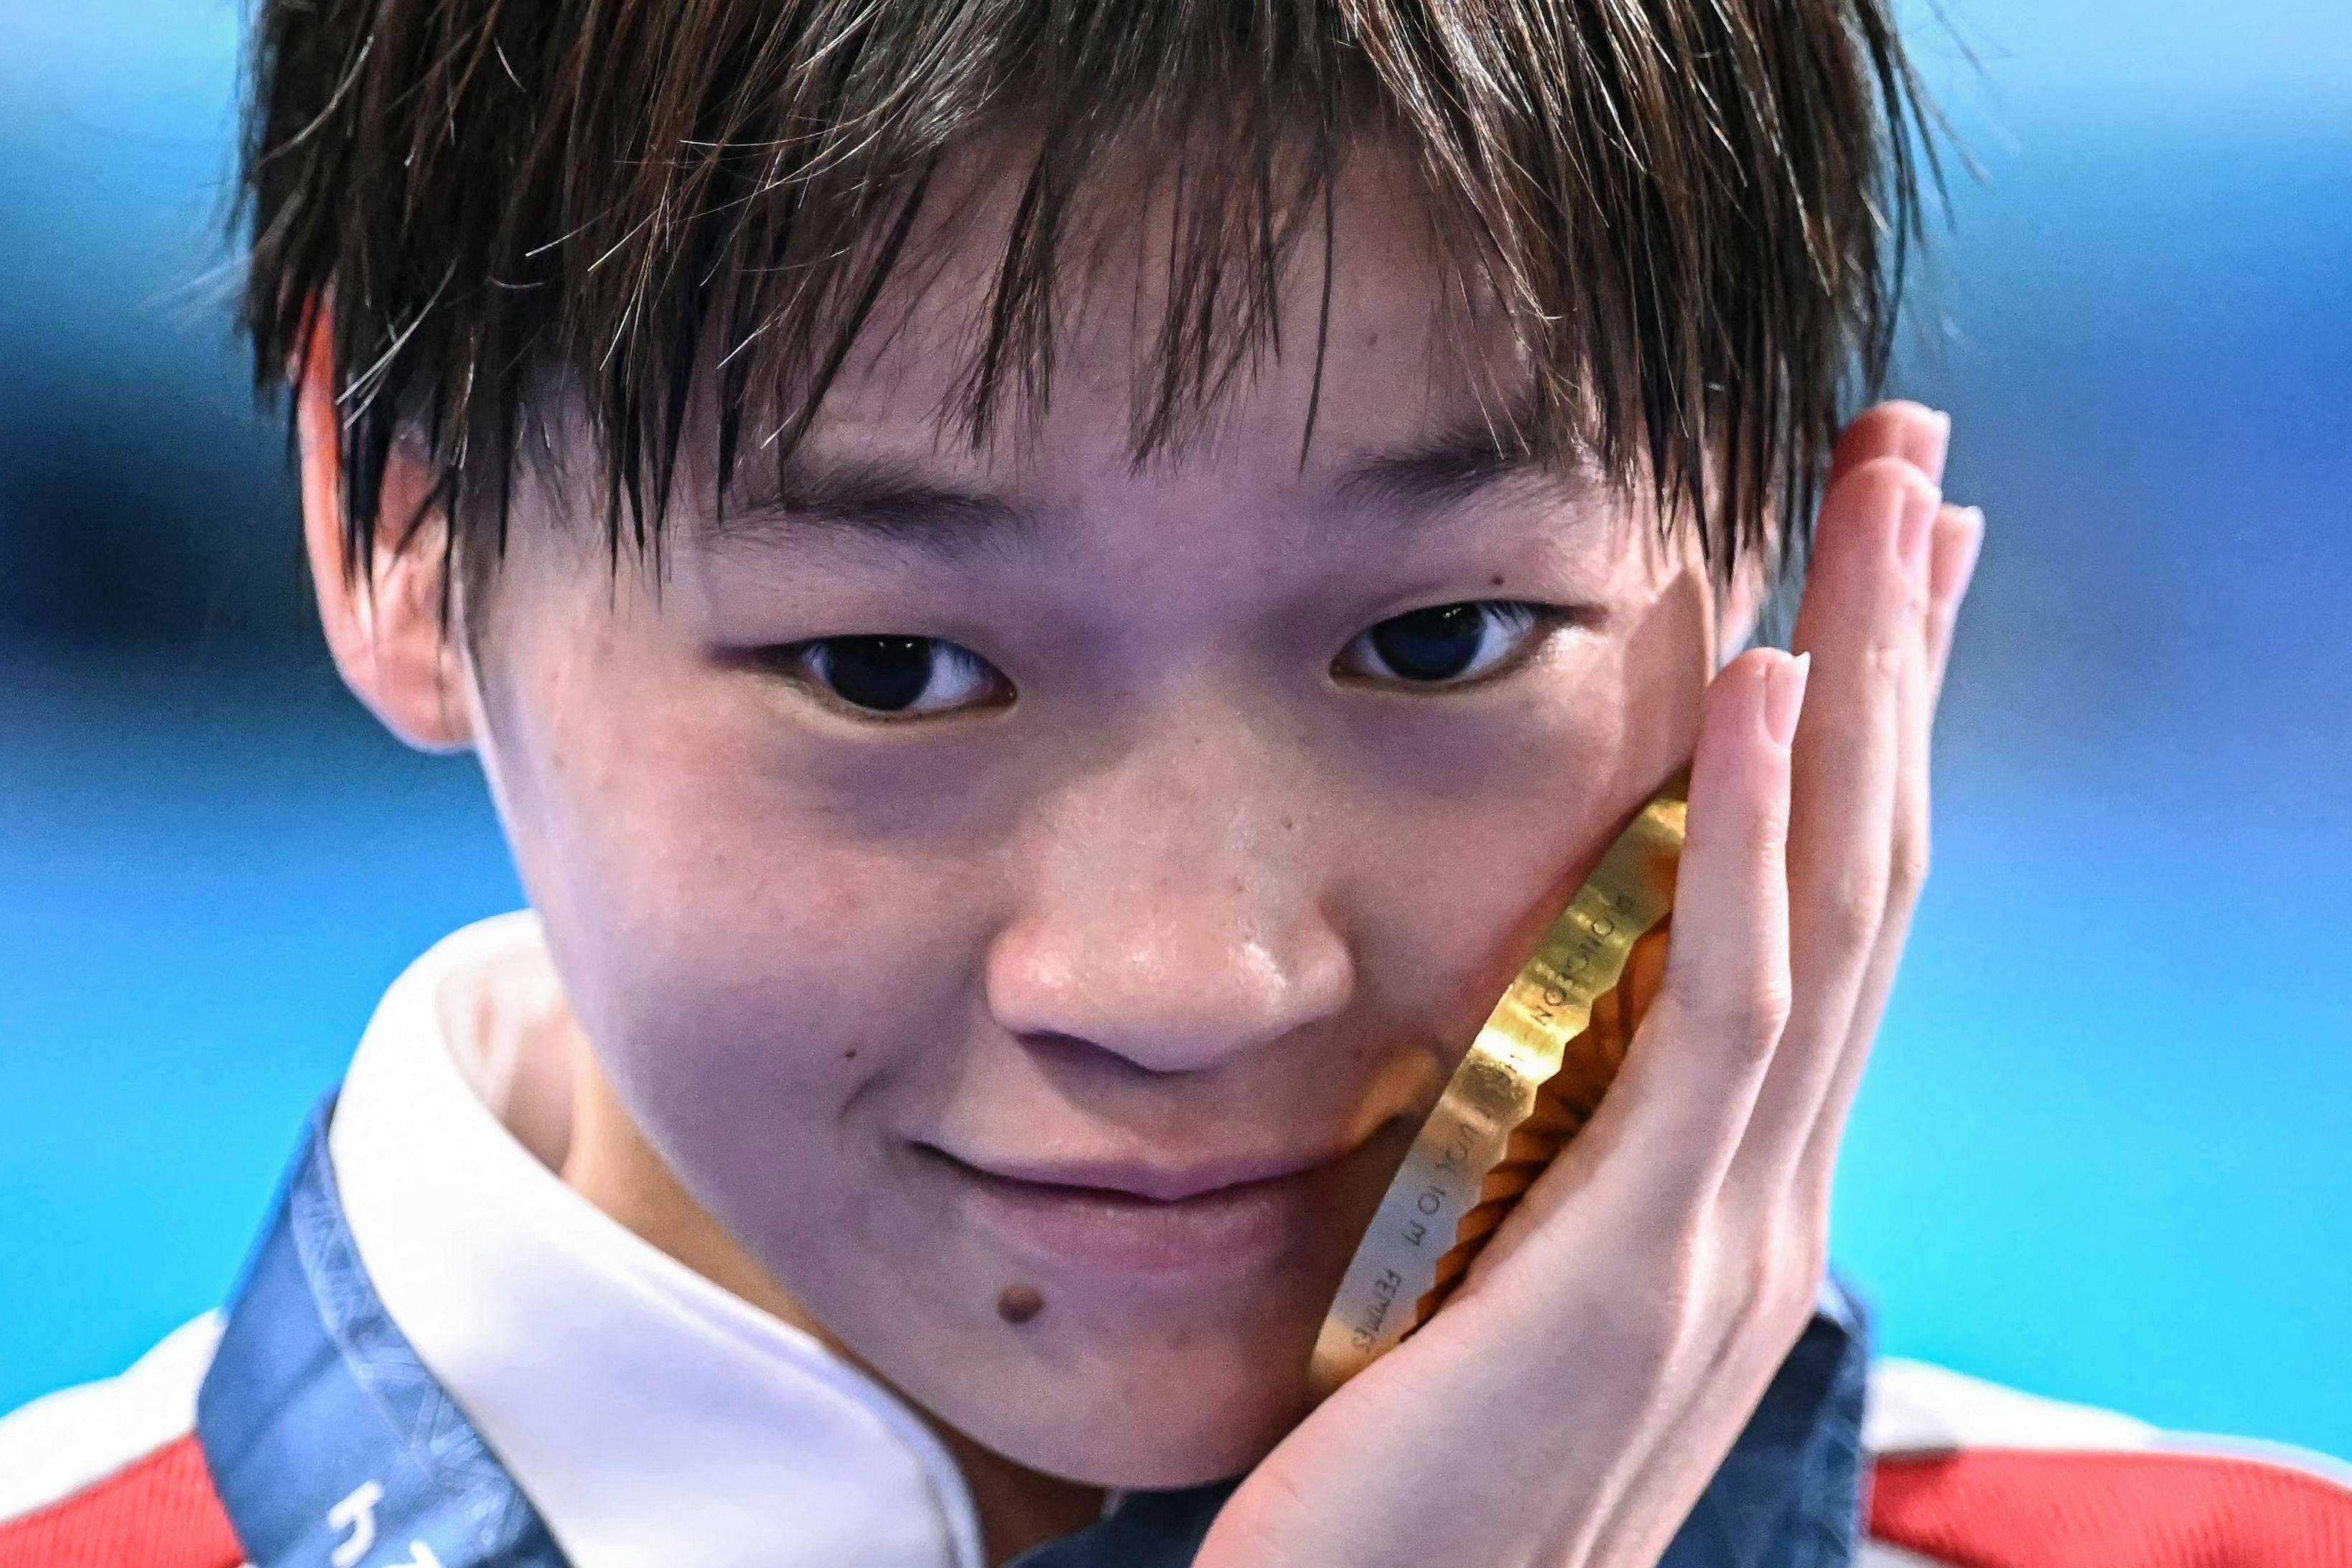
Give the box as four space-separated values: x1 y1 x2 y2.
327 912 989 1568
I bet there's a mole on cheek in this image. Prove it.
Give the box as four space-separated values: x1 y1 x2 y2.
996 1284 1045 1325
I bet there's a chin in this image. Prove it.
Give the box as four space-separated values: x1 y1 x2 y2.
998 1345 1313 1488
902 1299 1322 1488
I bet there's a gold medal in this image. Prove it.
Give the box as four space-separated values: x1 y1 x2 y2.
1307 781 1686 1399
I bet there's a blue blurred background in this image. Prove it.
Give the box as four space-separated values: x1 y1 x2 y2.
2 0 2347 1457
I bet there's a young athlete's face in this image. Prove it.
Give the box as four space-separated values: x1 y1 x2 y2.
455 162 1745 1487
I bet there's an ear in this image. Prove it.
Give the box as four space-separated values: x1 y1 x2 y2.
296 319 476 753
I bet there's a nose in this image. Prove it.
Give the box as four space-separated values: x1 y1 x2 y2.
984 714 1356 1075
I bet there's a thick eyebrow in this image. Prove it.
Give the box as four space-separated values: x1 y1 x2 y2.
704 449 1037 559
1330 400 1595 525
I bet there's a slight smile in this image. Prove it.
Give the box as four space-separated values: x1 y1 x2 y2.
913 1124 1410 1282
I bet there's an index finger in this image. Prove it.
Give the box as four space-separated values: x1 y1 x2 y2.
1567 648 1803 1213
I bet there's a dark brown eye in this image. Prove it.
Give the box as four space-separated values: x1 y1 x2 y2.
791 636 1009 716
1338 601 1545 686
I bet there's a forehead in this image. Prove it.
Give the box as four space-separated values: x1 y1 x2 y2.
488 137 1654 609
776 140 1536 490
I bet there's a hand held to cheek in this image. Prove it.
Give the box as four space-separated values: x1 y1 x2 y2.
1307 780 1688 1399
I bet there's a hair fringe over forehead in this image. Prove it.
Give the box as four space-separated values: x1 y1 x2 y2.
240 0 1941 592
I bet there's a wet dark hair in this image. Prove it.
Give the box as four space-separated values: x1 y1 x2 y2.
239 0 1938 593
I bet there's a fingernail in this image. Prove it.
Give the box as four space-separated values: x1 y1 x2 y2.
1947 506 1987 600
1899 480 1938 577
1763 651 1810 750
1916 409 1953 485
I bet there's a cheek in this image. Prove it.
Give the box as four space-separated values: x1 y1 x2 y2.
484 632 981 1187
1340 602 1707 1042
